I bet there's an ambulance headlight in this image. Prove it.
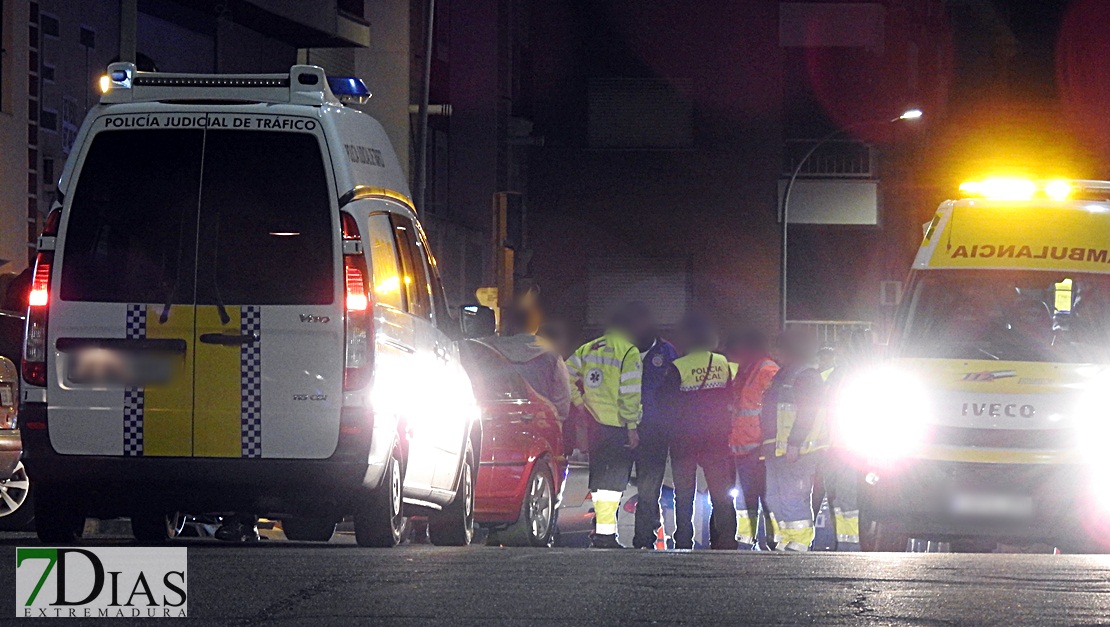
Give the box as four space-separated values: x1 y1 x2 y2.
1074 382 1110 468
1071 379 1110 516
834 368 931 461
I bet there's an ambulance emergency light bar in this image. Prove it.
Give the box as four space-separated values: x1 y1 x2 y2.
98 62 371 106
958 177 1110 202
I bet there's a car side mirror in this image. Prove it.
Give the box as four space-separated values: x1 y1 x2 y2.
459 305 496 339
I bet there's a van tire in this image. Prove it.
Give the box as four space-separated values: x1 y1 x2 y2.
428 440 475 546
282 518 337 542
354 442 406 547
35 485 84 544
131 511 184 544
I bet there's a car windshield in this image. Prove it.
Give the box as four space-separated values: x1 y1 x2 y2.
899 270 1110 363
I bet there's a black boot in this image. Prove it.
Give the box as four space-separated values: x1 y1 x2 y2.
589 533 624 549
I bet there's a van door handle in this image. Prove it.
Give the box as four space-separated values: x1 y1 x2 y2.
199 333 259 346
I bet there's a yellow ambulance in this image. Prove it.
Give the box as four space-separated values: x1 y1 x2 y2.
839 178 1110 552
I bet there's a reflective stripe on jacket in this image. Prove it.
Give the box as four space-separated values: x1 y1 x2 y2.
567 331 643 429
760 365 828 457
729 357 779 454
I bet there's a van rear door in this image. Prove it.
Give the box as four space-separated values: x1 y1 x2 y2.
191 128 342 459
52 128 203 456
51 116 342 460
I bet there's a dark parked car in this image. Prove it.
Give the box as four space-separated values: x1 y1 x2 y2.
460 339 567 547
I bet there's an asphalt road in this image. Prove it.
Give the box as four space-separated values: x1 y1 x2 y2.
0 532 1108 625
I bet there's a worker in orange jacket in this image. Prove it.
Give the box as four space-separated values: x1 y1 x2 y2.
724 330 779 549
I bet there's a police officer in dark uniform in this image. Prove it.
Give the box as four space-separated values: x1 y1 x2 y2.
625 303 679 549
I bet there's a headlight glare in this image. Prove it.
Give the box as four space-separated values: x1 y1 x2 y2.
834 368 931 461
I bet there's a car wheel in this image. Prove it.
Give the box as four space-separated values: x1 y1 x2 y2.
282 517 337 542
488 462 556 547
428 440 475 546
34 485 83 544
0 461 34 531
354 442 406 547
131 511 185 544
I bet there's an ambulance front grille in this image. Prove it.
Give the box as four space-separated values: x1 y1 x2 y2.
929 426 1074 451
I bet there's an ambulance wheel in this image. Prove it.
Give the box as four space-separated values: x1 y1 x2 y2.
429 441 475 546
862 519 910 552
34 485 84 544
488 462 556 547
354 442 406 547
282 517 337 542
131 511 185 544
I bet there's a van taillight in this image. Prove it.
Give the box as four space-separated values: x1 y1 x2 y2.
22 252 53 387
342 212 373 391
345 265 369 311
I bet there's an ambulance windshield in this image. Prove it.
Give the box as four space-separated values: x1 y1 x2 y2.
900 270 1110 363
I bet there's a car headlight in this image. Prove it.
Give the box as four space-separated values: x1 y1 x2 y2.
833 367 931 461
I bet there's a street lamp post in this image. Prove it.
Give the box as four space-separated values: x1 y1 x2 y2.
778 108 922 330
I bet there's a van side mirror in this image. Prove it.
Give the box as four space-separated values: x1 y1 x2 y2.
459 305 496 339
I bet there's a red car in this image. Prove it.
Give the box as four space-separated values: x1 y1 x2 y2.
460 339 566 547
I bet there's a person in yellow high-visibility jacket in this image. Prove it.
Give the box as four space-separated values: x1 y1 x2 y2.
567 304 644 549
760 329 828 552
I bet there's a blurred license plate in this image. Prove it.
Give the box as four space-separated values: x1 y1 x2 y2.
950 492 1034 518
67 350 175 386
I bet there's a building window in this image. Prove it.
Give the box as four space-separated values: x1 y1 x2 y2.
337 0 364 21
41 63 54 83
40 13 59 38
42 158 54 188
79 25 94 49
40 107 57 132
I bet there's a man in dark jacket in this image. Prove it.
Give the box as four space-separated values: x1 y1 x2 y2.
660 314 737 550
761 329 826 552
621 303 678 549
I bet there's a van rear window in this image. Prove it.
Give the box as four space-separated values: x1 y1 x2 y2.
60 130 203 304
60 127 333 306
194 131 333 306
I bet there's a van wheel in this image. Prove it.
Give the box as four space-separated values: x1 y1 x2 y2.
131 511 184 544
35 485 84 544
354 442 406 547
429 440 475 546
282 517 337 542
488 462 556 547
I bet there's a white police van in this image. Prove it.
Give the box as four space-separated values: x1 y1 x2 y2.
20 63 484 546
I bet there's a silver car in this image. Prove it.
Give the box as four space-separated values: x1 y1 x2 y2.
0 310 31 530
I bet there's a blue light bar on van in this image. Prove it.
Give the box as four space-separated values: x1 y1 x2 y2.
327 77 371 104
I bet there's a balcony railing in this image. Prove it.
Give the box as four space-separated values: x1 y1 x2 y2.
783 139 876 178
